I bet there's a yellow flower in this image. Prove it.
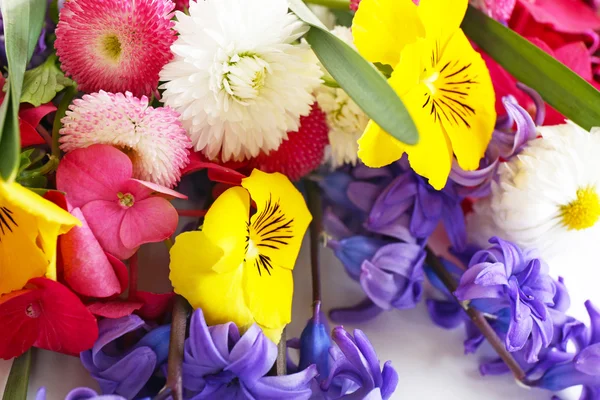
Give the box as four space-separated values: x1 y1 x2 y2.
0 180 81 295
169 169 311 343
353 0 496 190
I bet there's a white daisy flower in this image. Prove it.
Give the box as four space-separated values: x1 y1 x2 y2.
468 122 600 319
159 0 323 162
315 26 369 168
308 4 336 30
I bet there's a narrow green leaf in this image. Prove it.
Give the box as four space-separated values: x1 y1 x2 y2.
21 54 74 106
289 0 418 145
2 349 32 400
462 5 600 130
0 0 47 181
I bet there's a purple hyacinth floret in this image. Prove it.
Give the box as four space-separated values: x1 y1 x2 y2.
320 327 399 400
449 94 538 198
182 309 317 400
35 387 130 400
80 315 170 399
455 237 556 363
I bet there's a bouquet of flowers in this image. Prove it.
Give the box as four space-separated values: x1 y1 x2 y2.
2 0 600 399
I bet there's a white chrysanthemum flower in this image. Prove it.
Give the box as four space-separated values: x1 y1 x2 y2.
315 26 368 168
159 0 323 161
308 4 336 30
468 122 600 319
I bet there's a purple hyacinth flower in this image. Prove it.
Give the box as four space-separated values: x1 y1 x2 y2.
321 327 398 399
80 315 170 399
298 302 331 378
367 170 466 250
450 95 538 198
327 236 389 280
182 309 317 399
35 387 129 400
360 242 425 310
455 237 556 362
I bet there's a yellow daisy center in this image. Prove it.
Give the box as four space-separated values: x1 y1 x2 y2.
100 34 122 61
560 187 600 230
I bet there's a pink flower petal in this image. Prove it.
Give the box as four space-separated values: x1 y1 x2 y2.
61 208 122 298
119 197 178 250
107 252 129 296
87 300 143 318
128 179 187 200
81 199 135 260
484 0 517 21
56 144 132 208
554 42 593 81
516 0 600 34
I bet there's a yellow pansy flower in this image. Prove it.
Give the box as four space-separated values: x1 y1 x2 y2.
0 180 81 295
169 169 311 343
353 0 496 190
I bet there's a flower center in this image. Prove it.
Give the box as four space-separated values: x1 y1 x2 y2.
25 303 41 318
220 53 270 104
560 187 600 230
100 34 122 61
117 192 135 208
422 70 439 94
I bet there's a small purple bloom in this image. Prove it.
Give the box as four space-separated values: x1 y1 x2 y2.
298 302 331 378
182 309 317 399
80 315 170 400
321 327 398 400
327 236 389 280
360 242 425 310
455 237 556 362
368 170 466 250
35 387 129 400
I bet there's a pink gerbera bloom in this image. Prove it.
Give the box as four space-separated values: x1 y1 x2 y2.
60 91 191 188
55 0 176 97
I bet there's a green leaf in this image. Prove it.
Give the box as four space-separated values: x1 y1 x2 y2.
21 54 74 106
289 0 418 145
462 5 600 131
0 0 47 181
2 349 32 400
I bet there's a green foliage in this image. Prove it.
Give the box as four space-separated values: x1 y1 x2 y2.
21 54 74 107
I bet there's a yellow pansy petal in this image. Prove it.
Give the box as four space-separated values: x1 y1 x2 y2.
357 120 406 168
38 219 61 280
435 29 496 171
242 261 293 333
169 231 254 328
418 0 468 45
203 186 250 274
0 205 47 295
242 170 311 271
352 0 425 66
259 324 284 344
0 181 80 230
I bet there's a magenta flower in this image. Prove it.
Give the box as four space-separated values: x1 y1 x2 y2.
57 144 186 260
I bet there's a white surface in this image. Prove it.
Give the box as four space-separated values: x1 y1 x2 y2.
0 229 552 400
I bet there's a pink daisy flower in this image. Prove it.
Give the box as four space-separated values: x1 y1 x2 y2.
55 0 176 97
60 91 191 188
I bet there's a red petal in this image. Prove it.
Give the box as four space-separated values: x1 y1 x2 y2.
18 103 57 148
20 119 46 147
133 291 175 320
0 289 40 359
107 253 129 296
28 278 98 356
516 0 600 34
87 300 143 318
554 42 593 81
182 151 246 185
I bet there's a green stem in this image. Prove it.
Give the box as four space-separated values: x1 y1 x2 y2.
3 349 32 400
51 86 78 159
304 0 351 10
19 155 59 178
164 238 174 251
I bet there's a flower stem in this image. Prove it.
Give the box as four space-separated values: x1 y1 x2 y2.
164 238 174 251
425 247 527 382
305 179 322 305
176 209 208 217
128 252 138 300
3 348 32 400
166 295 190 400
51 86 78 159
304 0 351 9
276 327 288 375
